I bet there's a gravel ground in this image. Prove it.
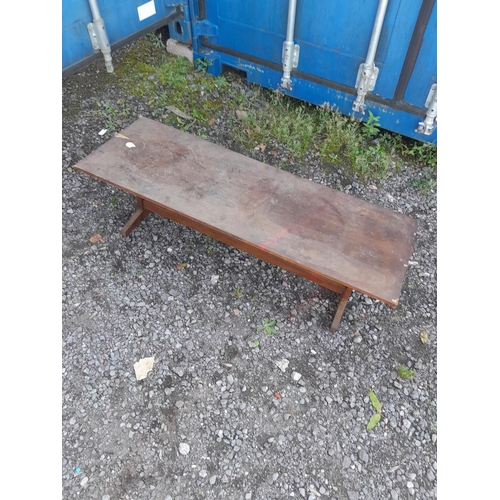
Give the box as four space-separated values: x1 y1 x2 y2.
62 38 437 500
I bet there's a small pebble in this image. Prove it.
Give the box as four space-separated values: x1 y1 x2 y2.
358 449 369 464
179 443 190 455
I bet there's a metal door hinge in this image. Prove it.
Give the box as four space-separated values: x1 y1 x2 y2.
416 84 437 135
352 63 379 112
192 20 218 38
281 41 300 88
87 18 113 72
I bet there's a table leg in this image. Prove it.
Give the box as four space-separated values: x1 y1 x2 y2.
121 197 151 237
330 287 352 332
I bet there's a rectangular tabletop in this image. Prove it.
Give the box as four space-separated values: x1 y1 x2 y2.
75 116 417 306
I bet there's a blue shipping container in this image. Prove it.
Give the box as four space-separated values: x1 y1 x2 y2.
62 0 189 76
63 0 437 143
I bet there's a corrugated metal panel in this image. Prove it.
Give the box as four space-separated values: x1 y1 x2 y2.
179 0 437 143
62 0 187 76
62 0 437 142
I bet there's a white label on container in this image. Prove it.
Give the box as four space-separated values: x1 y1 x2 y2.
137 0 156 21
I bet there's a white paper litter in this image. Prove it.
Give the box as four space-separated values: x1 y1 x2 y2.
126 142 136 148
134 357 154 380
98 129 107 136
275 359 289 372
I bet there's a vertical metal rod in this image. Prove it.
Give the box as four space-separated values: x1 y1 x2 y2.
88 0 101 19
352 0 389 112
365 0 389 67
88 0 114 72
285 0 298 42
281 0 299 89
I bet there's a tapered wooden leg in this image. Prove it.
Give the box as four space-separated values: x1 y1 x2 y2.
121 197 151 237
330 287 352 332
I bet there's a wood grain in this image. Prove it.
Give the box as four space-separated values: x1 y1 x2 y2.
75 116 417 307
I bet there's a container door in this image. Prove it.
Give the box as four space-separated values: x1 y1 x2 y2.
182 0 437 143
63 0 188 76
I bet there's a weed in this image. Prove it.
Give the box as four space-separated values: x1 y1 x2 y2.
158 64 187 87
233 288 243 298
105 32 437 183
121 106 131 119
397 365 416 380
353 143 392 180
94 98 133 130
109 194 120 211
233 93 398 180
230 87 247 108
195 58 212 73
257 317 276 335
409 177 436 195
383 133 437 168
362 110 381 138
96 100 118 118
214 75 230 89
367 389 382 430
203 236 216 255
251 340 260 348
146 31 164 49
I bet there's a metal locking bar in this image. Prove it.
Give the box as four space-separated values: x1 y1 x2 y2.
87 0 113 73
281 0 300 89
416 84 437 135
352 0 389 112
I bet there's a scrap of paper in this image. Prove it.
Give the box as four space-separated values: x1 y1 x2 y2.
134 357 155 380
